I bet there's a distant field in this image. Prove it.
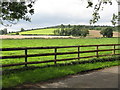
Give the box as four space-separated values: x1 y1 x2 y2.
2 38 119 70
9 28 120 37
2 38 120 88
2 38 119 48
88 30 120 37
20 28 57 35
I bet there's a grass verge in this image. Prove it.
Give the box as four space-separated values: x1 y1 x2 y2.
2 56 120 88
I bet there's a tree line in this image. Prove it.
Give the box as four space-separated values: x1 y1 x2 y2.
54 24 89 37
53 24 114 38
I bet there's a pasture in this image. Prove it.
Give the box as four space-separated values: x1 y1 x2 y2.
1 37 120 88
2 38 119 69
2 38 119 48
9 27 120 37
19 28 57 35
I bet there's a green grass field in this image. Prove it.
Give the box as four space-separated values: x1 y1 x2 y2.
8 28 57 35
19 28 57 35
2 38 119 48
2 38 120 88
2 38 119 70
2 60 119 88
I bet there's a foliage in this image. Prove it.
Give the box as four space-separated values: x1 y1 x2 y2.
54 24 89 37
0 28 7 35
16 32 19 35
0 0 35 26
100 27 113 38
0 0 119 26
86 0 119 25
81 29 89 37
8 24 119 35
20 28 25 32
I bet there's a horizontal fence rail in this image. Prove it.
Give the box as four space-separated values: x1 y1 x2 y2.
1 44 120 67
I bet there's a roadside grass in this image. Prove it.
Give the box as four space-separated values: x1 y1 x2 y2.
2 57 120 88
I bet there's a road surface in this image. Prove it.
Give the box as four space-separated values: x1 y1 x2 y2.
17 66 119 88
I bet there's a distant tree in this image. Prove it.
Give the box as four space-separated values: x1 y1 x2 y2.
1 0 35 26
60 28 65 36
54 25 89 37
1 0 119 26
100 27 113 38
71 25 81 36
16 32 19 35
60 24 65 29
81 29 89 37
117 25 120 32
68 24 71 28
21 28 25 32
0 30 4 35
53 29 60 35
3 28 7 34
0 28 7 35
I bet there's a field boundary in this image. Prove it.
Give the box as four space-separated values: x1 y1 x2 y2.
1 44 120 67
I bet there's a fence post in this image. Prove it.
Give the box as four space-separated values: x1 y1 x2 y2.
25 49 27 67
113 45 115 55
54 48 57 64
78 46 80 60
96 46 99 58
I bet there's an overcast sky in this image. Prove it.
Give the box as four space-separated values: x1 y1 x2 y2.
0 0 118 32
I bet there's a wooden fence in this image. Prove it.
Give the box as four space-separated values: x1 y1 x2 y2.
0 44 120 67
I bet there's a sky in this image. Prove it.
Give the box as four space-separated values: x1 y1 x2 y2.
0 0 118 32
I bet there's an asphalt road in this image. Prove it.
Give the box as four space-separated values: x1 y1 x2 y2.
17 66 119 88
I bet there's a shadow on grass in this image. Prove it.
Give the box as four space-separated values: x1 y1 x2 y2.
3 56 120 75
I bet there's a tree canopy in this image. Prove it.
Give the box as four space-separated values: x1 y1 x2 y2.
0 0 119 26
100 27 113 38
54 24 89 37
0 0 35 26
86 0 119 25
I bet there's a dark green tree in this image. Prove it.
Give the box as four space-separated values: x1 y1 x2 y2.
16 32 19 35
68 24 71 28
53 25 89 37
100 27 113 38
21 28 25 32
0 0 119 26
60 24 65 29
53 29 60 35
0 30 4 35
81 29 89 37
86 0 119 25
0 0 35 26
3 28 7 34
0 28 7 35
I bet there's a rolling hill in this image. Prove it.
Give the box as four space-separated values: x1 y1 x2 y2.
8 27 120 38
19 28 57 35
